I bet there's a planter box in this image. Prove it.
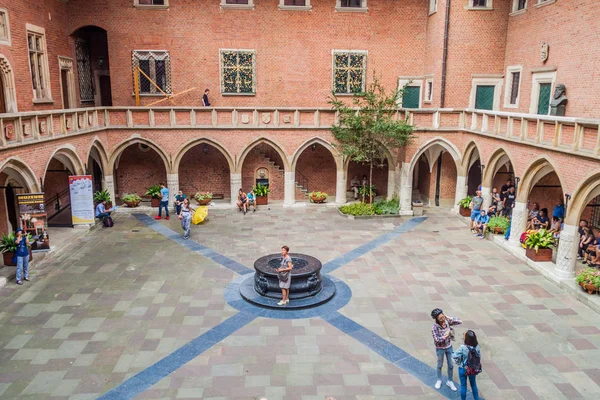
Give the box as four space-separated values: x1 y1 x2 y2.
151 197 160 207
124 201 140 208
3 252 33 267
525 247 553 262
256 195 268 206
310 197 327 204
195 198 211 206
493 227 504 234
459 206 471 217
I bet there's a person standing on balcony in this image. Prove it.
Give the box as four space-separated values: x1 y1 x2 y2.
202 89 211 106
156 183 169 220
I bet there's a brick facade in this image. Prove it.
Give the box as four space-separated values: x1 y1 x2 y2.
178 144 231 199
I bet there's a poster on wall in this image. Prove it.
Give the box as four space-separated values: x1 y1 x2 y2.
69 175 95 225
17 193 50 252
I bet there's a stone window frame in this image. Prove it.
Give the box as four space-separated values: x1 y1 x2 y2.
131 50 173 96
465 0 493 10
335 0 368 13
331 50 368 96
529 69 556 115
0 8 11 46
26 24 53 104
535 0 556 9
510 0 527 15
219 49 257 96
397 77 424 109
134 0 169 9
429 0 438 15
468 75 504 110
221 0 255 10
424 76 434 104
279 0 312 11
503 65 523 109
58 56 77 109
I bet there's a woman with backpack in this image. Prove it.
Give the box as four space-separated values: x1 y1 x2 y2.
452 330 481 400
431 308 461 392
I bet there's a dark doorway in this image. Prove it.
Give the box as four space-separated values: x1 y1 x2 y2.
6 183 18 231
91 158 103 192
61 69 70 109
99 76 113 106
467 159 482 196
0 76 6 114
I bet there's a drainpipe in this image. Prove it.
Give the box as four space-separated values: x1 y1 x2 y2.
440 0 451 108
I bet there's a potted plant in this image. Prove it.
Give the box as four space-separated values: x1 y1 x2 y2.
359 184 377 204
487 216 510 234
457 195 472 217
145 185 162 207
93 189 112 209
194 191 213 206
1 232 33 266
576 268 600 294
524 229 555 262
122 193 142 208
309 191 328 204
254 183 270 206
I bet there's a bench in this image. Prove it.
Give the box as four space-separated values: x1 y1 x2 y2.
212 193 225 200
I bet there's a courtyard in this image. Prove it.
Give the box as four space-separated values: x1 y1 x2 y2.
0 207 599 399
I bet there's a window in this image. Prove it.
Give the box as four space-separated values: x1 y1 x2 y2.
336 0 367 12
424 78 433 103
469 76 503 110
76 39 94 102
279 0 311 10
398 78 423 108
429 0 438 14
503 66 522 108
221 0 254 8
220 50 256 95
0 8 10 45
473 0 487 6
332 51 367 95
466 0 492 9
134 0 169 7
132 50 172 95
536 0 556 8
27 26 52 102
590 196 600 230
529 70 556 114
512 0 527 13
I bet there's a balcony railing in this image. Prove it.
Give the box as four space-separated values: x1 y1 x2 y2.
1 107 599 159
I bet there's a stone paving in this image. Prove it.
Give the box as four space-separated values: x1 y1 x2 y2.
0 206 599 399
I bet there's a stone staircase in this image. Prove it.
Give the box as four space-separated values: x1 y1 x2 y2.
412 188 424 203
258 150 310 199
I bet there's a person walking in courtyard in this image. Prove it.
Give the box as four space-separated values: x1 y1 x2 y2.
276 245 293 306
247 188 257 212
178 198 194 240
431 308 461 392
452 330 482 400
202 89 211 106
156 183 169 220
175 190 186 216
469 190 484 233
14 228 30 285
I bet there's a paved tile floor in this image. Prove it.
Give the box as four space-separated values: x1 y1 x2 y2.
0 207 599 399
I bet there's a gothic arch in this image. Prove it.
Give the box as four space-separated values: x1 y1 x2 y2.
44 145 86 176
173 138 235 173
342 140 397 172
0 54 18 113
291 137 342 171
565 171 600 226
460 141 480 176
0 157 39 192
517 156 565 203
408 137 461 180
236 137 290 173
108 136 171 173
481 148 515 188
86 138 109 173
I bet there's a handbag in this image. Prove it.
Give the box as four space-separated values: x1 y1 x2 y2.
278 270 290 282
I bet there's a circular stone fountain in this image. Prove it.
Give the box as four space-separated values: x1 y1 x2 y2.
239 253 336 309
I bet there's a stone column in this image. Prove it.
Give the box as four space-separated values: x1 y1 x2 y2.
399 162 413 216
167 173 179 205
453 175 467 214
284 171 296 206
230 172 242 206
387 168 397 201
104 175 116 204
335 169 347 204
508 201 527 247
481 186 491 210
554 224 578 279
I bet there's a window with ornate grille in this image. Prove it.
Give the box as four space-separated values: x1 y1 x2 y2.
472 0 488 6
135 0 167 6
132 50 172 95
76 39 94 102
509 71 520 105
220 50 256 95
517 0 527 10
28 30 51 101
0 9 9 45
333 51 366 95
591 196 600 230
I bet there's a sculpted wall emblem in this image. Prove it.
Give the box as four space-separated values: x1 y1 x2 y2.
541 42 549 63
261 113 271 124
241 114 250 124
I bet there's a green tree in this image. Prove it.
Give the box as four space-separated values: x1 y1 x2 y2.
329 75 414 204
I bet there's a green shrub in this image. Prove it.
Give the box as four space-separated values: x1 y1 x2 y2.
576 268 600 287
93 189 111 203
339 202 376 216
525 229 555 252
253 183 270 197
373 198 399 215
122 193 142 203
487 216 510 234
457 195 472 208
145 185 162 198
194 192 213 201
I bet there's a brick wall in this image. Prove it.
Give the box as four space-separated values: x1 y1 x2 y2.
528 172 563 216
43 158 71 214
241 147 285 201
178 144 231 199
295 144 336 197
114 144 167 198
347 161 388 198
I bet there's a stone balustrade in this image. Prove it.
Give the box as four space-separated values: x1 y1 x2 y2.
1 107 599 159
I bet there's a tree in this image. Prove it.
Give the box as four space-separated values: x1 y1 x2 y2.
329 75 414 204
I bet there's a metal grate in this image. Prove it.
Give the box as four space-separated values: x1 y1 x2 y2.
591 195 600 230
333 52 366 94
132 50 172 94
220 50 256 94
76 39 94 102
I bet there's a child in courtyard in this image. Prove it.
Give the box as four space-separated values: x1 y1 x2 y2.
431 308 461 392
452 330 482 400
178 198 194 240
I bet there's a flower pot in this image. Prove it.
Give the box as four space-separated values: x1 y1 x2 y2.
459 206 471 217
124 200 140 208
151 197 160 207
195 198 211 206
106 202 113 209
3 252 32 267
525 247 553 262
256 195 268 206
311 196 326 204
585 283 598 295
493 227 504 234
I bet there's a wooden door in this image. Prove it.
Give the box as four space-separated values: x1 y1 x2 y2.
99 75 113 106
0 76 6 114
61 69 70 109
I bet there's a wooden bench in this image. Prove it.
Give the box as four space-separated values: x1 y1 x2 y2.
212 193 225 200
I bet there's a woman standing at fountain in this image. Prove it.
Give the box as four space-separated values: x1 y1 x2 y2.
276 245 293 306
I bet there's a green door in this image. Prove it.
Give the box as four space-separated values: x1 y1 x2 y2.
475 85 495 110
402 86 420 109
537 83 552 115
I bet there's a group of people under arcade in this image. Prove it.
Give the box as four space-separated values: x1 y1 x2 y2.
578 219 600 267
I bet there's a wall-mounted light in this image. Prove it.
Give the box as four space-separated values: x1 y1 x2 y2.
565 193 571 209
98 57 106 68
515 176 520 189
203 144 209 154
311 144 317 151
